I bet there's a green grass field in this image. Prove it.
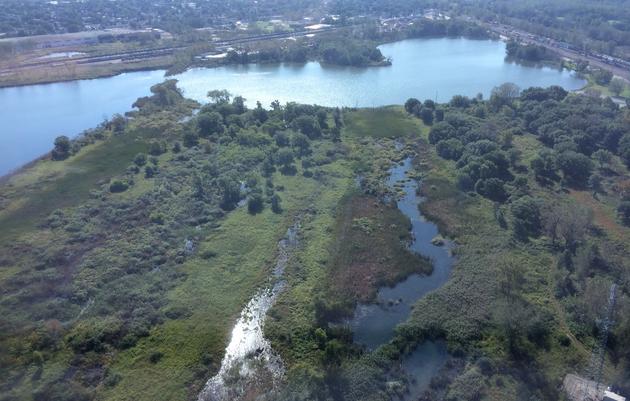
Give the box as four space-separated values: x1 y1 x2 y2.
343 106 427 138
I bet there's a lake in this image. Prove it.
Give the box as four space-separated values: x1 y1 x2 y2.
0 37 585 176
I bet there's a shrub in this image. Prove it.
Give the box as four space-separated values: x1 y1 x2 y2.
511 196 542 239
618 201 630 226
557 151 593 185
134 153 147 166
144 165 156 178
271 194 283 214
149 351 164 363
247 193 264 214
475 178 508 202
109 180 129 193
428 122 456 144
436 139 464 160
183 131 199 147
52 135 71 160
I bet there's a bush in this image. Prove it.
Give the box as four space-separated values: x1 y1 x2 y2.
65 317 123 353
271 194 283 214
428 122 456 144
511 196 542 239
149 351 164 363
475 178 508 202
436 139 464 160
247 193 264 214
52 135 71 160
404 98 421 114
144 165 156 178
134 153 147 166
618 201 630 226
109 180 129 193
557 151 593 185
149 141 165 156
420 107 434 125
197 111 224 137
183 131 199 147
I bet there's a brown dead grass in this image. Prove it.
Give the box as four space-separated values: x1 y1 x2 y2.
328 194 431 304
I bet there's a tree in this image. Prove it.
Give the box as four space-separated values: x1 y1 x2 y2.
428 122 455 144
183 131 199 148
253 101 268 123
450 95 471 108
404 98 421 114
490 82 520 110
316 109 328 129
144 165 155 178
207 89 231 104
232 96 247 114
621 134 630 167
276 148 295 168
219 177 241 210
609 78 626 96
475 178 508 202
542 202 591 249
531 149 557 179
291 132 311 156
593 69 613 85
274 131 291 147
420 107 434 125
247 193 264 214
435 108 444 122
511 196 542 239
52 135 71 160
618 201 630 226
271 194 282 214
133 153 147 167
109 180 128 193
293 115 321 139
557 151 593 185
436 138 464 160
592 149 613 168
197 112 224 137
149 141 165 156
588 173 603 194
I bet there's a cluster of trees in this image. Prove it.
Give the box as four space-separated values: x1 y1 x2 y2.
319 40 387 67
216 34 388 68
404 98 440 125
505 40 556 64
407 84 630 397
413 83 630 228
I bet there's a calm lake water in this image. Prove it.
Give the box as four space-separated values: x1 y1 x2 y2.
0 70 166 176
0 37 585 175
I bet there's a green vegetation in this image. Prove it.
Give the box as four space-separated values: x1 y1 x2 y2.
344 106 427 138
1 78 630 401
505 40 559 66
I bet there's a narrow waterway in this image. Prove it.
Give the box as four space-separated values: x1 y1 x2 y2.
197 224 298 401
350 156 454 396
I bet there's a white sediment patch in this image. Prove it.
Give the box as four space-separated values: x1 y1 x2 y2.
197 224 299 401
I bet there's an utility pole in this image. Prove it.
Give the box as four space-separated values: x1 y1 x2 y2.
580 284 617 401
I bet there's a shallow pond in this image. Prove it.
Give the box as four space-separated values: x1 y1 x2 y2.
351 157 454 349
350 156 454 398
